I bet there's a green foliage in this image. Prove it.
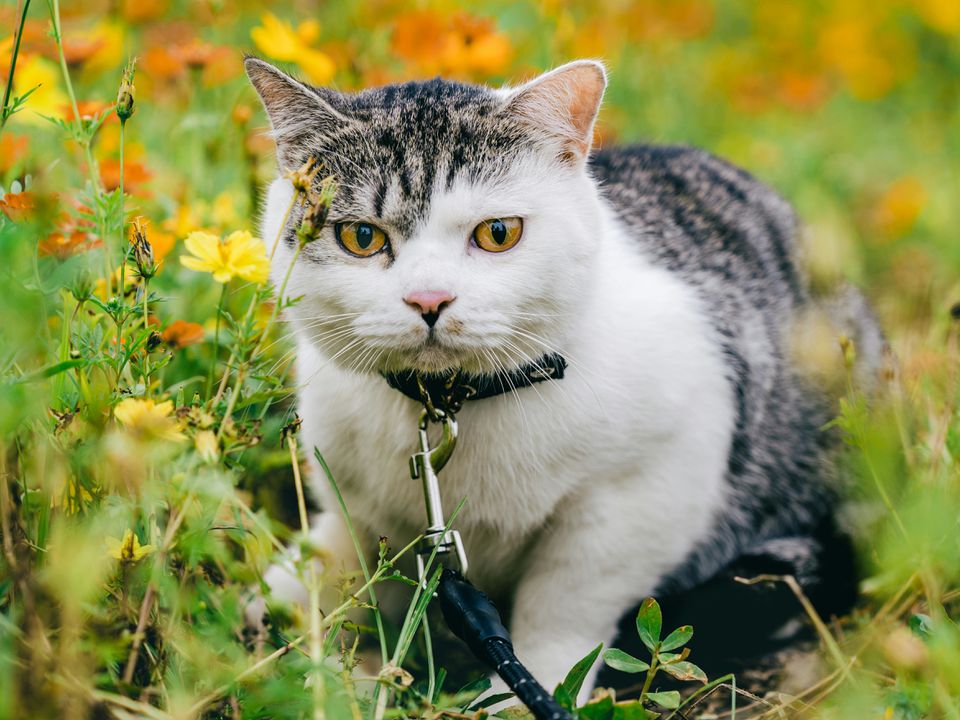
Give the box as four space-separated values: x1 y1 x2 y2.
1 0 959 718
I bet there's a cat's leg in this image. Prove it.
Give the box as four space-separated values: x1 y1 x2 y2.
503 452 727 705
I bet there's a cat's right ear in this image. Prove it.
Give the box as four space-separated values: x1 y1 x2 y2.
244 57 350 169
504 60 607 166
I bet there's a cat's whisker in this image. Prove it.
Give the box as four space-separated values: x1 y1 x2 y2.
479 345 531 437
508 327 609 419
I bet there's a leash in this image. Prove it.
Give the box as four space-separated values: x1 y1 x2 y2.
405 369 573 720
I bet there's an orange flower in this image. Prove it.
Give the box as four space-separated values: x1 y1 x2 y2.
391 10 513 80
162 320 205 349
61 35 106 69
0 135 28 173
0 191 35 222
39 230 102 259
99 159 153 195
119 0 169 24
142 45 185 81
870 176 926 239
175 40 217 70
61 100 116 123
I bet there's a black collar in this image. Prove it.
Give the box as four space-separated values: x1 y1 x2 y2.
382 353 567 412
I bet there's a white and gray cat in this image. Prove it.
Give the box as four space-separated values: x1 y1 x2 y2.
244 57 883 699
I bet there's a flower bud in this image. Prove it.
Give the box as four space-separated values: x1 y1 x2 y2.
116 60 137 122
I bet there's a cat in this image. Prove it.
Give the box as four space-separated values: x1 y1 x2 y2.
244 56 883 702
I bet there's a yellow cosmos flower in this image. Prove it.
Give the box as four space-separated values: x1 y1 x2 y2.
105 529 155 562
180 230 270 284
114 398 185 442
251 12 335 85
9 55 69 126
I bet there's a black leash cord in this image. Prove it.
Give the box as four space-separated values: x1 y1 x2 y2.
437 569 573 720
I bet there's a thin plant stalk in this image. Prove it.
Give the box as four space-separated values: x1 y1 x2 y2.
118 119 126 307
45 0 101 195
212 189 298 406
288 435 324 720
187 533 423 718
217 241 304 438
207 283 229 398
0 0 32 136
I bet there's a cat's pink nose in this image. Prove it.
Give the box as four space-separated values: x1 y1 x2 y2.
404 290 456 328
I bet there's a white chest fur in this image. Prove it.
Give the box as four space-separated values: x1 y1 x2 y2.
292 214 735 601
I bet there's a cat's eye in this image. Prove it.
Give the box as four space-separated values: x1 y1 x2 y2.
472 217 523 253
335 221 388 257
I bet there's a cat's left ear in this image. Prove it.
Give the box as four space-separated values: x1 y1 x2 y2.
505 60 607 165
244 56 353 169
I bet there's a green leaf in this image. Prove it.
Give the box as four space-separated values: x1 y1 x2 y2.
661 661 707 684
659 625 693 652
495 706 535 720
559 643 603 701
18 359 83 383
636 598 662 651
578 690 615 720
909 614 933 639
612 700 658 720
656 650 686 665
554 682 575 712
469 693 516 711
602 648 650 673
646 691 680 710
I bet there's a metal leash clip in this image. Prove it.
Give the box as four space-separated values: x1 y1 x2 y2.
409 407 468 581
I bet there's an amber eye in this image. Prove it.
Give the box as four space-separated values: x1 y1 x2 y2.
335 221 388 257
472 217 523 253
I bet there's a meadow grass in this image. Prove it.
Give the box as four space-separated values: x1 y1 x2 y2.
0 1 958 718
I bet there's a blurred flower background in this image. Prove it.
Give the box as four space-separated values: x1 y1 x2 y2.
1 0 958 718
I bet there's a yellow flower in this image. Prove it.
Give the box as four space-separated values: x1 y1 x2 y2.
180 230 270 284
211 191 243 230
251 12 335 84
915 0 960 34
105 529 155 562
114 398 185 442
194 430 219 463
9 55 69 126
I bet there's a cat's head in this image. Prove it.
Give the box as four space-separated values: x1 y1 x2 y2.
246 57 606 377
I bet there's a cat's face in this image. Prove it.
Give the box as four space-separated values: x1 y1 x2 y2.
248 59 606 376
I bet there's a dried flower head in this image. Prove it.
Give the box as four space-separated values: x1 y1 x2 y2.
296 178 336 246
130 217 158 279
286 157 322 198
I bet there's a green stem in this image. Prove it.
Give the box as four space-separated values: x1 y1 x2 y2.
217 241 304 438
207 283 228 398
288 434 325 720
46 0 100 194
269 190 298 261
0 0 32 136
118 119 126 309
142 279 150 395
639 655 659 703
